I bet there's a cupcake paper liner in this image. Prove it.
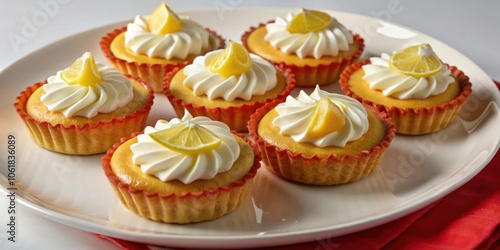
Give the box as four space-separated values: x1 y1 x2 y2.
163 65 296 132
339 60 473 135
100 26 226 93
241 21 365 87
14 77 154 155
102 132 261 224
247 100 396 185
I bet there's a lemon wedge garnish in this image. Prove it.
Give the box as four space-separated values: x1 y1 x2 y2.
147 2 183 34
287 8 332 34
305 97 345 138
209 40 252 78
61 52 102 87
389 43 444 78
149 122 222 154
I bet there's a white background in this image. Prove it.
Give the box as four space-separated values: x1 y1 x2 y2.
0 0 499 249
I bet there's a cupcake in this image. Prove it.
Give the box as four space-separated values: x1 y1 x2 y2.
14 52 154 155
340 43 473 135
163 40 295 132
248 86 395 185
242 8 364 87
102 111 261 223
100 2 225 92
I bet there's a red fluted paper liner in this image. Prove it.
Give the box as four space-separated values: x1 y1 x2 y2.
339 60 473 135
163 65 296 132
14 77 154 155
247 100 396 185
102 132 261 224
99 26 226 93
241 21 365 87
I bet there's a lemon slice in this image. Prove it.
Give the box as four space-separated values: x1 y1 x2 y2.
147 3 183 34
150 122 222 154
305 97 345 138
287 8 332 34
389 43 444 78
61 52 102 87
209 40 252 78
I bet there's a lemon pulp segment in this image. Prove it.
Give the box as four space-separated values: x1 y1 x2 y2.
150 122 222 154
61 52 102 87
305 97 346 138
287 8 332 34
209 40 252 78
389 43 443 78
147 2 183 34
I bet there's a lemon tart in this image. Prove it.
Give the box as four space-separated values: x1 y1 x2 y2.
340 44 473 135
248 86 395 185
102 111 261 223
241 8 364 87
14 52 154 155
163 41 295 132
100 3 225 92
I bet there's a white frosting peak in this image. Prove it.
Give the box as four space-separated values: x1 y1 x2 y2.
182 50 277 101
125 15 216 60
41 63 134 118
130 111 240 184
362 53 454 99
264 13 353 59
272 86 369 147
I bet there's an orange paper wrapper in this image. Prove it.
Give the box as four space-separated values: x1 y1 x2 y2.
100 26 226 93
102 132 261 224
247 100 396 185
163 65 296 132
241 21 365 87
339 60 473 135
14 77 154 155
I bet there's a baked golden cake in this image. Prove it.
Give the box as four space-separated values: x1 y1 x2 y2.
102 111 261 223
340 43 473 135
242 8 364 87
100 2 225 92
248 86 395 185
164 40 295 132
14 52 154 155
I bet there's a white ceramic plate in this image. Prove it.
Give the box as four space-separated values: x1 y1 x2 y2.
1 8 499 249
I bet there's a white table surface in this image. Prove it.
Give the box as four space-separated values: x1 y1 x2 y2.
0 0 499 249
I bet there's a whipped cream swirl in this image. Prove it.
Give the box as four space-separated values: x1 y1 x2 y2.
362 53 454 99
264 13 353 59
130 111 240 184
182 50 277 101
41 63 134 118
273 86 369 147
125 15 215 60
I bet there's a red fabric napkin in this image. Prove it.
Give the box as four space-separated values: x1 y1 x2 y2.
95 81 500 250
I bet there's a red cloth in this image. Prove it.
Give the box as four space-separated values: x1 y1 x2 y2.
95 81 500 250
